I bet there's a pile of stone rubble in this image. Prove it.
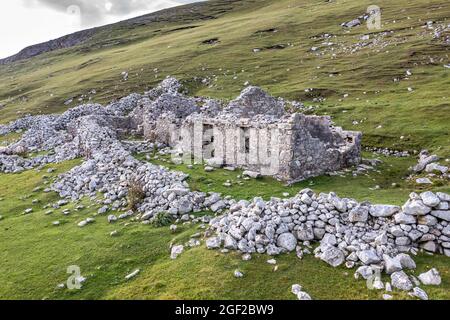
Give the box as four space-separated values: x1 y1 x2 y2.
365 146 410 158
206 189 450 257
409 150 449 185
0 78 235 219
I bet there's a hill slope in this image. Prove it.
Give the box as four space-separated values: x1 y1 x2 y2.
0 0 449 156
0 0 450 300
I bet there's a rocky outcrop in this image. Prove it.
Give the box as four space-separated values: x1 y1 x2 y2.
0 29 97 65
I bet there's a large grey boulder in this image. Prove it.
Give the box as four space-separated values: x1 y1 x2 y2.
343 19 361 28
357 249 381 265
421 240 438 253
412 152 439 172
320 246 345 267
177 198 193 214
348 205 369 222
321 234 337 247
411 287 428 300
211 200 226 212
170 245 184 259
297 225 314 241
206 237 222 249
420 192 441 207
354 266 374 280
402 200 431 216
224 235 238 250
391 271 413 291
383 255 402 274
425 163 448 174
418 268 441 285
397 253 416 270
369 205 400 217
277 233 297 252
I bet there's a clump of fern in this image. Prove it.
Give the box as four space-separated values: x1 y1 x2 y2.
127 178 145 210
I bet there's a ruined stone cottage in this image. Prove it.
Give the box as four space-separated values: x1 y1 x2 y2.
134 78 362 183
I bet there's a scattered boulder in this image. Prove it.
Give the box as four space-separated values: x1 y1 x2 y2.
170 245 184 259
383 255 402 274
342 19 361 28
206 237 221 249
397 254 416 270
243 171 261 179
412 151 439 173
411 287 428 300
357 249 381 265
108 215 117 223
416 178 433 185
291 284 302 295
391 271 413 291
297 291 312 300
125 269 140 280
234 270 244 278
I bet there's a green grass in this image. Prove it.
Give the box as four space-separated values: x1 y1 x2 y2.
0 132 22 146
0 159 449 300
0 0 449 300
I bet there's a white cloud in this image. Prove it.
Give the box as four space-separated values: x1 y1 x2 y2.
0 0 201 59
0 2 82 58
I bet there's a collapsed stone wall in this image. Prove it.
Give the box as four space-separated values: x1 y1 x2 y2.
288 114 362 182
138 85 361 183
174 113 361 182
206 189 450 270
0 77 448 282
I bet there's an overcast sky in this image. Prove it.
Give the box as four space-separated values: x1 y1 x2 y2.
0 0 201 59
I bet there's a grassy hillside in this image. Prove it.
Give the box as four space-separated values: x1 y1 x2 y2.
0 0 449 155
0 157 449 300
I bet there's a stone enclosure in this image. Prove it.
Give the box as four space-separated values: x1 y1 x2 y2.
139 83 362 183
